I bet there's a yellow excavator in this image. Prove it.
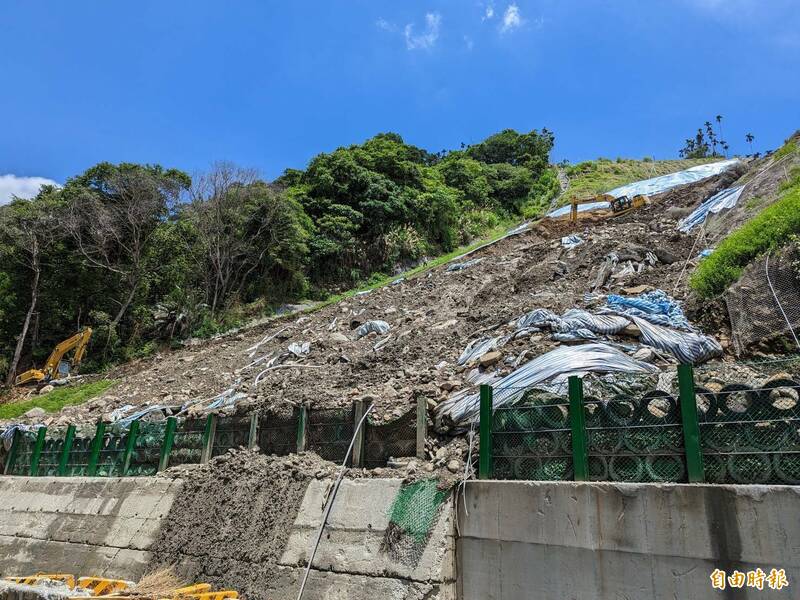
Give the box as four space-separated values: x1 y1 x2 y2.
568 193 649 223
14 328 93 386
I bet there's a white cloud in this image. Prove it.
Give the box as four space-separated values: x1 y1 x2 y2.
0 174 59 205
483 4 495 21
376 17 394 32
404 13 441 50
464 35 475 51
500 4 523 33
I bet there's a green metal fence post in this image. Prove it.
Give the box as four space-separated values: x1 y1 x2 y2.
296 406 308 453
247 413 259 450
3 430 20 475
478 384 493 479
29 427 47 476
121 420 140 476
86 421 106 476
568 376 589 481
58 425 76 476
352 399 369 468
678 364 705 483
158 417 178 472
200 414 217 464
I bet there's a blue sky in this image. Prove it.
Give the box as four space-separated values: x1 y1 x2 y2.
0 0 798 201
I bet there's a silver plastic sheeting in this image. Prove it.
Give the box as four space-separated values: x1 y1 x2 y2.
288 341 311 357
436 343 658 425
517 307 629 336
546 159 740 218
547 200 609 218
606 159 740 199
458 336 508 365
561 234 584 249
355 320 390 339
631 316 723 364
678 186 745 233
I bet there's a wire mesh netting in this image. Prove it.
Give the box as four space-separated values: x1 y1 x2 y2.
35 431 66 476
93 432 128 476
63 425 101 476
169 418 206 467
381 479 451 567
258 409 297 456
212 416 251 457
307 406 354 464
586 383 687 484
727 247 800 356
492 387 573 481
695 356 800 484
6 431 37 476
364 408 417 468
126 422 164 476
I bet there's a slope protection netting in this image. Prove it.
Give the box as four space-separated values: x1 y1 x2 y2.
381 479 451 567
727 247 800 355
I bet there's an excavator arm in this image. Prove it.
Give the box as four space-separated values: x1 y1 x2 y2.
14 328 93 386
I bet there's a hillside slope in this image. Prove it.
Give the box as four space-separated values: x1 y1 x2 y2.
4 157 771 430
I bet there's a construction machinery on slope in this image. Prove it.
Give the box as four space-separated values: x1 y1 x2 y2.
567 193 649 223
14 328 93 386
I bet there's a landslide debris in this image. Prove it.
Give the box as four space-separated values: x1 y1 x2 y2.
3 156 791 436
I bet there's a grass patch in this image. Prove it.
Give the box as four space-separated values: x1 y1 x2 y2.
557 157 717 207
690 180 800 297
773 140 798 161
0 379 116 420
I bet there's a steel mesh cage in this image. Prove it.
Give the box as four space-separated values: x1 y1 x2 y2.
307 406 354 464
258 409 298 456
126 421 165 476
212 415 251 457
695 356 800 484
586 381 687 484
63 425 100 476
6 431 37 476
364 408 417 468
169 418 206 466
492 387 574 481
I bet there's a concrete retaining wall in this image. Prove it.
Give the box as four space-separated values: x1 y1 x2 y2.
457 480 800 600
0 476 181 579
277 478 457 600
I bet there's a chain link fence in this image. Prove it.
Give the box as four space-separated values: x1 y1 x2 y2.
306 406 355 464
1 400 417 477
169 418 206 467
364 408 417 468
727 247 800 355
492 386 573 481
258 409 297 456
586 381 687 484
212 415 251 457
695 356 800 484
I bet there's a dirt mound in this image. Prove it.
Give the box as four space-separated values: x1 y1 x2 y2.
148 451 332 599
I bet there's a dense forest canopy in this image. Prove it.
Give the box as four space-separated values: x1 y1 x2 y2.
0 128 556 380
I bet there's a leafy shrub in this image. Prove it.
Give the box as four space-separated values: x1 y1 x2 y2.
690 181 800 297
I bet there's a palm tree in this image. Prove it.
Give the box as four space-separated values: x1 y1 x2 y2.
746 133 755 155
715 115 726 156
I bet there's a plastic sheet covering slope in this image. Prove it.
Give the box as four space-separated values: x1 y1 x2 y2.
458 336 508 365
436 343 658 425
678 186 745 232
604 290 693 330
545 159 740 218
547 200 610 218
630 316 723 364
606 159 740 199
